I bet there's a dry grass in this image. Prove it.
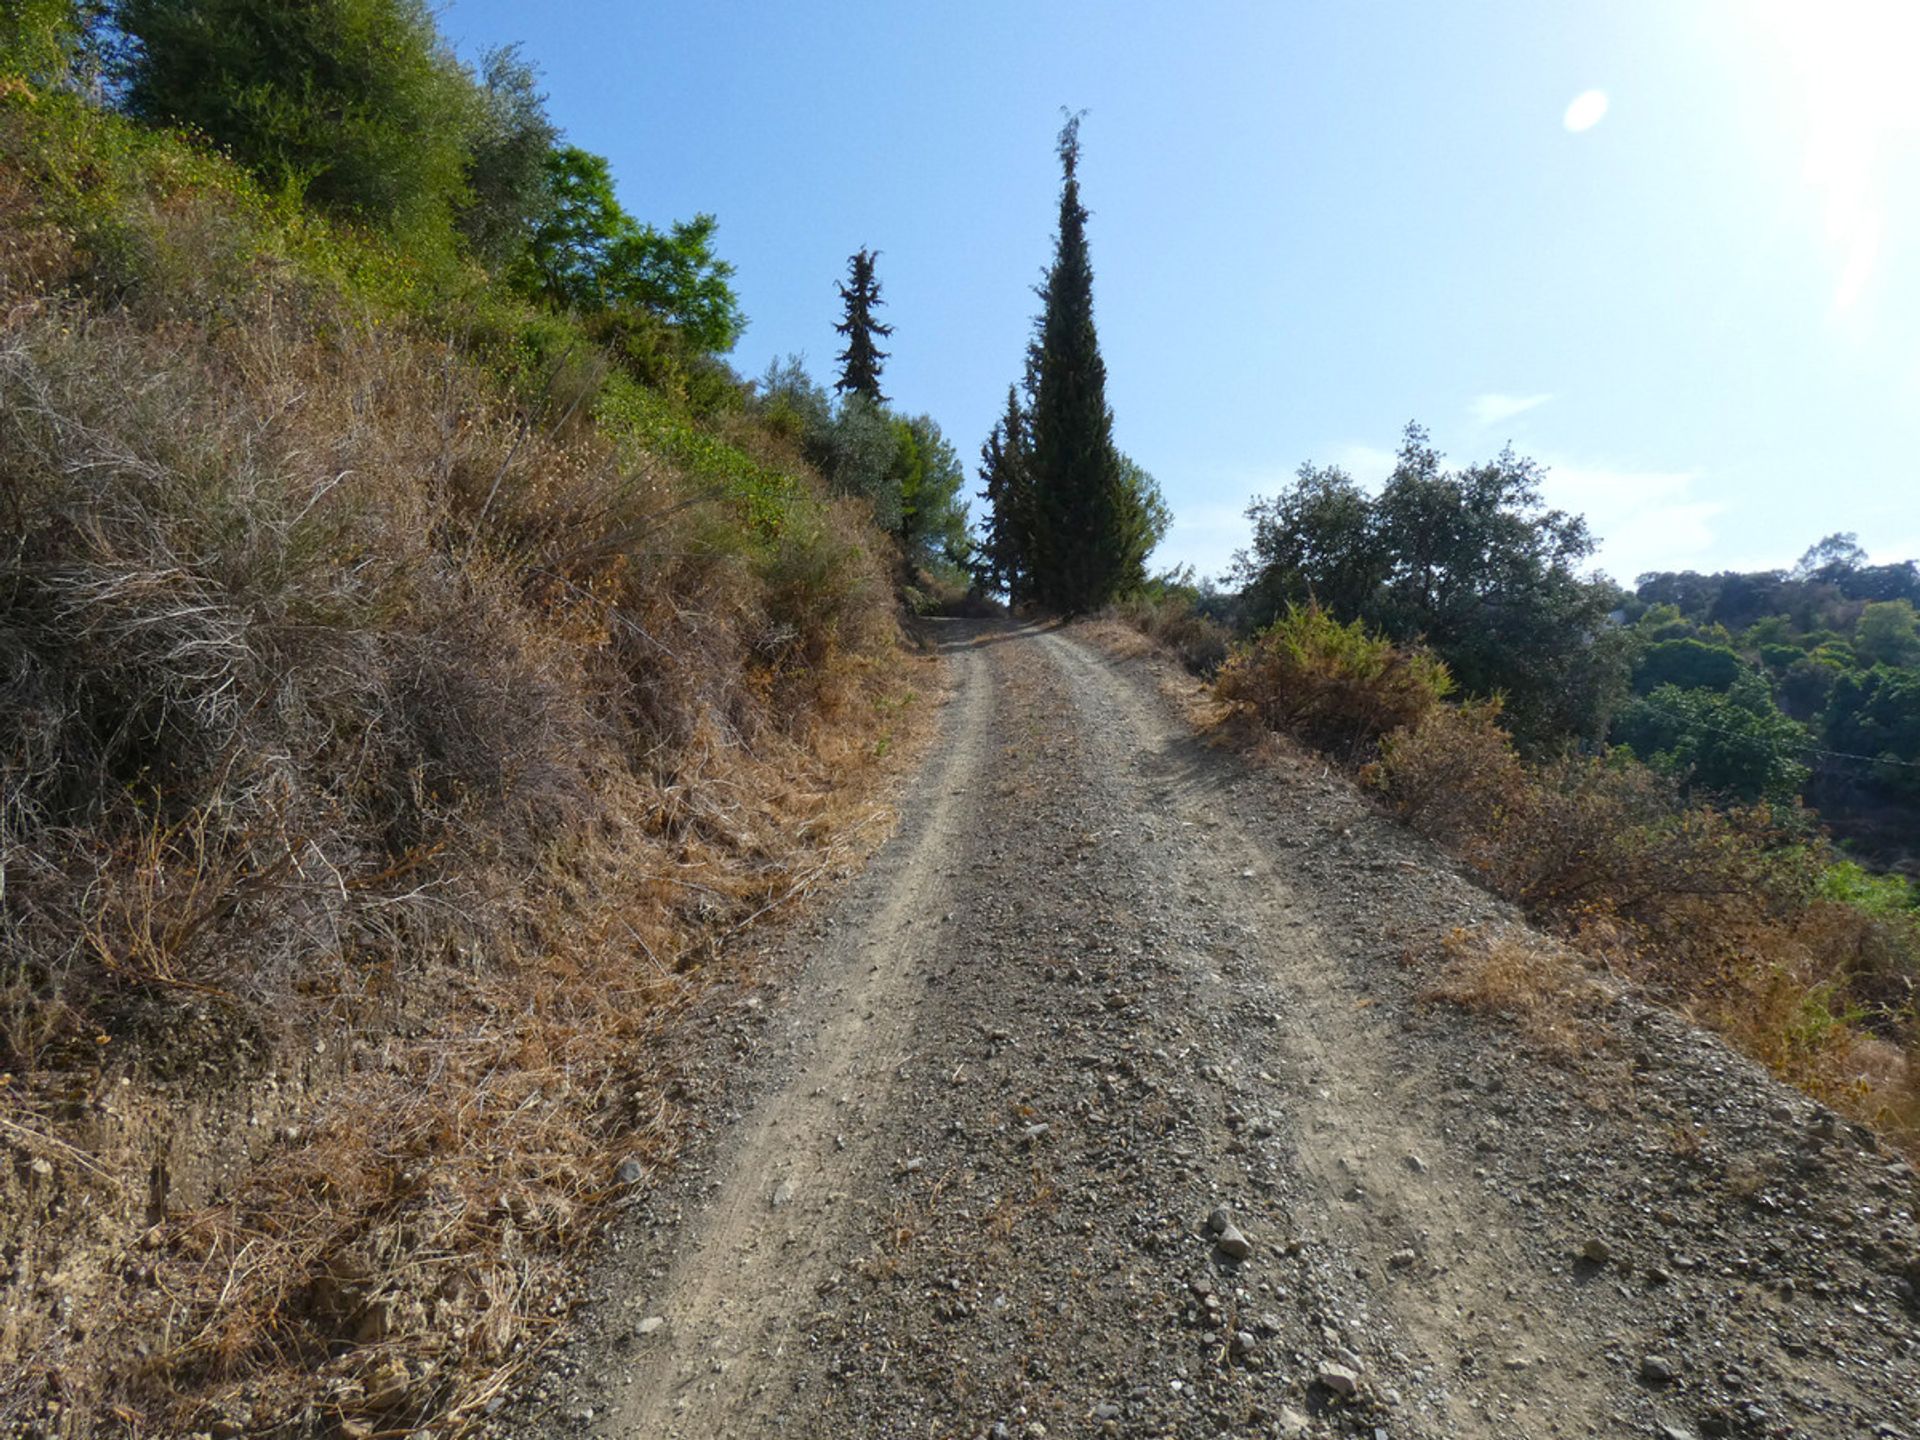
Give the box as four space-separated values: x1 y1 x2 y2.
0 125 931 1436
1374 696 1920 1156
1419 926 1615 1063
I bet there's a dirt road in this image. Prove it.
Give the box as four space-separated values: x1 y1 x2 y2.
511 621 1919 1440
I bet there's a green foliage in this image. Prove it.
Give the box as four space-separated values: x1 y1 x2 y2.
118 0 478 246
1777 654 1842 721
1633 636 1747 694
521 146 745 352
752 357 971 569
894 413 971 572
1613 674 1812 804
1114 455 1171 596
1216 604 1453 760
833 246 892 403
1023 113 1131 613
1237 463 1382 622
1855 600 1920 668
1826 665 1920 795
455 45 558 269
1819 860 1918 918
1 0 108 86
973 383 1034 603
1232 423 1627 748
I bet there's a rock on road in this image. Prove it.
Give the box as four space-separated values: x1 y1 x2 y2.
511 621 1920 1440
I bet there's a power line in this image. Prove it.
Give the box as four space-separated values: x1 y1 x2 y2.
1630 695 1920 771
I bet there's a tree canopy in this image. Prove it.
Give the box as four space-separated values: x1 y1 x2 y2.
119 0 478 239
1232 423 1627 746
833 248 893 404
521 147 745 351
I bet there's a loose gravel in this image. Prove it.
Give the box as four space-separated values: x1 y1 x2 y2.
498 620 1920 1440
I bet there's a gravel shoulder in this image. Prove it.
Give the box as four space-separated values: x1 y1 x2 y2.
511 620 1920 1440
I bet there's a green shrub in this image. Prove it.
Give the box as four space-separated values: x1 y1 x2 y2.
1216 604 1452 760
1613 675 1812 804
119 0 478 245
1632 636 1746 694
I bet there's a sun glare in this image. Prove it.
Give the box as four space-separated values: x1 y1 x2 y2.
1746 0 1920 312
1563 90 1609 133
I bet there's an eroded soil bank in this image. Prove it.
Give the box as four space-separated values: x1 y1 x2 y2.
506 620 1919 1440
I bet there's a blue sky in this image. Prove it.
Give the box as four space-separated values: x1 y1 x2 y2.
440 0 1917 586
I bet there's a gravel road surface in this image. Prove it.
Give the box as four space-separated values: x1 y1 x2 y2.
505 620 1920 1440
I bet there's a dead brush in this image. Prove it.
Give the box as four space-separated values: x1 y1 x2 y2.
1419 925 1613 1062
0 168 930 1435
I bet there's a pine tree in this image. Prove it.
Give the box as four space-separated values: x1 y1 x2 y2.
833 247 893 403
1026 114 1127 613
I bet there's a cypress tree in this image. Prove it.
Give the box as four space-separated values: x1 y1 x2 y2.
1027 114 1127 613
833 247 893 403
977 384 1036 604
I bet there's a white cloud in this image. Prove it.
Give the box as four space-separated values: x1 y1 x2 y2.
1563 90 1610 132
1469 392 1553 427
1534 457 1720 581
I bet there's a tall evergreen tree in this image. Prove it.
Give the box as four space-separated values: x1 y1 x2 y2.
833 247 893 403
976 384 1036 603
1026 114 1128 613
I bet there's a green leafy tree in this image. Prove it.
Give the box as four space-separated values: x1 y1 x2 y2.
1793 531 1868 582
1235 463 1384 624
1853 600 1920 668
1633 637 1747 694
1826 666 1920 796
456 45 559 268
1026 113 1129 613
521 147 744 351
833 247 893 403
1233 424 1627 746
1614 674 1812 804
1114 455 1170 594
119 0 478 240
1 0 109 88
894 414 971 572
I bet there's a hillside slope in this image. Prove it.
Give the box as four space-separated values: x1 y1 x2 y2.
0 86 931 1437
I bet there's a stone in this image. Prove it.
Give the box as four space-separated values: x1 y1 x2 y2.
1206 1207 1232 1235
1641 1354 1677 1385
771 1179 795 1209
1215 1223 1253 1261
1388 1248 1417 1269
1231 1329 1256 1356
615 1157 644 1185
362 1358 411 1410
1316 1361 1360 1396
1581 1237 1613 1264
635 1316 666 1338
1276 1407 1311 1438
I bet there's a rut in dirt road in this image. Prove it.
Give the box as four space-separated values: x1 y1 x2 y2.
518 621 1920 1440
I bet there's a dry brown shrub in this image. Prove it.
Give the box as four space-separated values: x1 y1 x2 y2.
1421 926 1613 1061
0 169 924 1434
1107 593 1231 675
1215 604 1452 761
1370 698 1523 852
1372 693 1919 1156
